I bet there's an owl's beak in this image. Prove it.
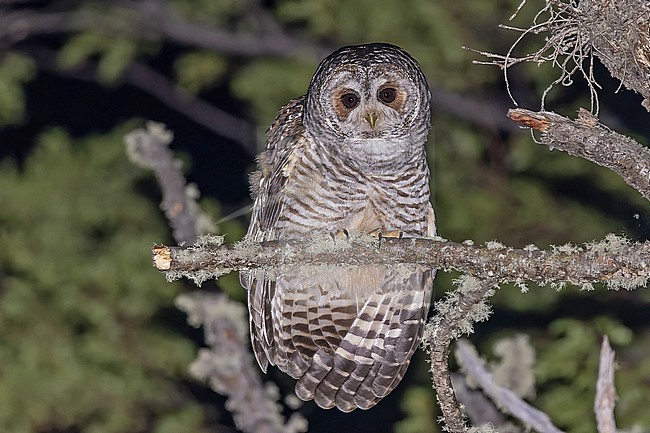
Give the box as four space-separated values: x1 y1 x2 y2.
364 112 378 129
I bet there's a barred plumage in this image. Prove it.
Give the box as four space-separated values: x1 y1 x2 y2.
240 43 435 412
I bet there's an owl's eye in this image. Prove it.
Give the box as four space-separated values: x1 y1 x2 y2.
341 93 360 109
378 87 397 103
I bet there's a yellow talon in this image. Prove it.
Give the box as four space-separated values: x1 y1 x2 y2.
369 229 403 249
329 228 350 242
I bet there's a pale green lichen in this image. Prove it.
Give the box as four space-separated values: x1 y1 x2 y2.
523 244 539 252
422 276 495 351
515 281 529 293
233 236 262 263
467 424 499 433
549 281 567 292
485 240 506 250
165 237 234 285
607 274 649 291
194 233 225 247
552 243 582 254
586 233 630 255
583 234 649 291
305 232 353 254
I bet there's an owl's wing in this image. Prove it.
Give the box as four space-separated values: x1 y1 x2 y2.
240 96 308 372
246 95 307 242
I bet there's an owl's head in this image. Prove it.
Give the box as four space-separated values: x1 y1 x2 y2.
304 43 431 167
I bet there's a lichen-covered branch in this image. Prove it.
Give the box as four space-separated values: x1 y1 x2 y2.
152 233 650 290
125 125 304 433
579 0 650 110
509 108 650 202
422 277 496 433
125 122 202 245
176 293 307 433
473 0 650 112
455 339 565 433
594 336 618 433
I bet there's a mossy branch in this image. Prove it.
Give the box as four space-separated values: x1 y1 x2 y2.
130 124 305 433
424 277 496 433
472 0 650 112
176 293 308 433
125 122 200 245
152 234 650 290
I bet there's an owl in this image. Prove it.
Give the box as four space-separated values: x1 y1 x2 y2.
240 43 435 412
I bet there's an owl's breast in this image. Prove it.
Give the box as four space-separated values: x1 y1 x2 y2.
277 146 430 238
277 163 367 236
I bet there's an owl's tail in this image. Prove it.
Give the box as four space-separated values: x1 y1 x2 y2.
245 267 434 412
293 270 434 411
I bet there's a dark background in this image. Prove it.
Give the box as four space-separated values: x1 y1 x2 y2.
1 1 649 432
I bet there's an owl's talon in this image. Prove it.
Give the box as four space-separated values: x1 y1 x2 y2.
370 229 403 249
329 228 350 243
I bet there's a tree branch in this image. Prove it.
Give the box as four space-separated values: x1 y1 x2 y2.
26 46 258 154
177 292 307 433
152 234 650 290
134 0 331 59
594 336 618 433
424 277 496 433
0 3 329 59
455 339 565 433
580 0 650 110
451 373 510 429
432 85 523 134
509 108 650 201
125 125 303 433
124 122 201 245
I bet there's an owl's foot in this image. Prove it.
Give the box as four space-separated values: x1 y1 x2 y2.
369 229 403 249
329 228 350 243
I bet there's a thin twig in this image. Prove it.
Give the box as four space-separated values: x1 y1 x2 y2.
471 0 650 111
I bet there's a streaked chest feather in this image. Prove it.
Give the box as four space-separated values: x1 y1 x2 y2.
276 144 430 237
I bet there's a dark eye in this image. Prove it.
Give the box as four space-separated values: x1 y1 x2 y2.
378 87 397 103
341 92 360 109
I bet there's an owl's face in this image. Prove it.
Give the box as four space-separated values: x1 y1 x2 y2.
304 43 431 168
